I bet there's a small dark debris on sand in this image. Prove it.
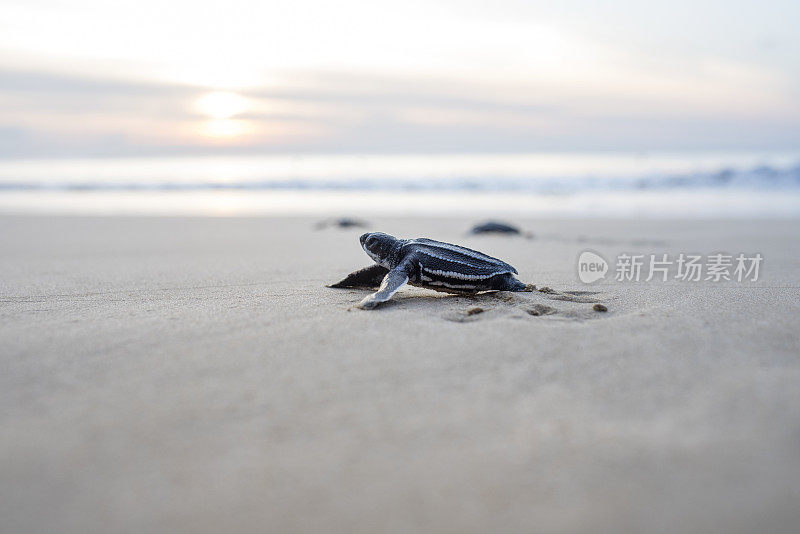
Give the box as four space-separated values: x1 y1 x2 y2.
527 304 557 316
523 284 537 292
466 306 484 316
469 221 521 235
315 217 369 230
593 303 608 312
469 221 532 238
538 286 557 294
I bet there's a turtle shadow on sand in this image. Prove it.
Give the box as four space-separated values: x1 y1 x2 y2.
438 286 613 323
331 280 613 322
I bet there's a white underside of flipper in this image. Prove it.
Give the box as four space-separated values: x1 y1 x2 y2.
356 268 409 309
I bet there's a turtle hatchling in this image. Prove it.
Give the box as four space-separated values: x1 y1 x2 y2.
329 232 528 309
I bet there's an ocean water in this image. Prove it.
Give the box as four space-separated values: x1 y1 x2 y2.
1 152 799 217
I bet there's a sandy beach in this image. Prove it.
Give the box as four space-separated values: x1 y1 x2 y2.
1 215 799 533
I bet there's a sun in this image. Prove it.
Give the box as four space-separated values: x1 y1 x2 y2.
195 91 250 119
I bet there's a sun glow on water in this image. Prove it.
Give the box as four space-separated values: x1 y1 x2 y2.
193 91 253 139
195 91 250 120
200 119 251 138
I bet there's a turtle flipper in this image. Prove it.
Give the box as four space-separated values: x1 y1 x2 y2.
328 264 390 289
357 267 409 309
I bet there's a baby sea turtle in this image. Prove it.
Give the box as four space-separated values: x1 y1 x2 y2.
329 232 528 309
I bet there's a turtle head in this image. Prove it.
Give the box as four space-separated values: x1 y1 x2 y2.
360 232 399 268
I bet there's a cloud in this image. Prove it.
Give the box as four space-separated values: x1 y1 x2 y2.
0 65 798 157
2 0 799 157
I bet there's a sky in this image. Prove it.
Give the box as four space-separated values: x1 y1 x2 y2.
1 0 799 157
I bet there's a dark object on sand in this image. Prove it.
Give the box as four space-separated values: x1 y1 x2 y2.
469 221 533 239
593 303 608 312
527 304 557 316
469 221 522 235
329 232 529 309
466 306 484 316
328 264 388 289
315 217 368 230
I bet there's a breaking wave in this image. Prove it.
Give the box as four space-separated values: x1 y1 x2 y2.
2 162 799 194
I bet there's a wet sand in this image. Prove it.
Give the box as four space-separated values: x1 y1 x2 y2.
1 216 799 533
